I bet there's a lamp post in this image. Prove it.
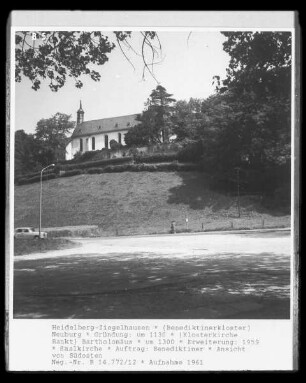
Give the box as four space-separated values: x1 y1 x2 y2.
39 163 55 238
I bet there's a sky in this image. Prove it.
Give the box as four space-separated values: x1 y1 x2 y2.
15 31 230 134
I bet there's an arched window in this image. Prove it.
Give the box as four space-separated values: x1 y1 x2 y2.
118 132 122 144
104 135 109 149
92 137 95 150
80 138 83 152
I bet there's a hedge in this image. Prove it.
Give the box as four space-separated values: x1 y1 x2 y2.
59 169 83 178
15 168 57 183
16 162 201 185
86 163 200 174
86 167 104 174
59 156 134 171
17 173 56 185
134 152 179 164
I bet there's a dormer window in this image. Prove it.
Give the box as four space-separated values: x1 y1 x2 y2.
115 123 118 128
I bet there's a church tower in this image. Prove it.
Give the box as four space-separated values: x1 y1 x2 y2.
77 100 84 125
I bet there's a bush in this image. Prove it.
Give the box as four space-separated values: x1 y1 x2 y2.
177 140 203 163
60 169 83 178
59 156 133 171
134 152 179 164
77 151 98 162
17 172 57 185
15 168 56 181
86 168 104 174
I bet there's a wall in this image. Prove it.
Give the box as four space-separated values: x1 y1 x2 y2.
66 130 129 160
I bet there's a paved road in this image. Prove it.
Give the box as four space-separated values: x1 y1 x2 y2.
13 230 291 319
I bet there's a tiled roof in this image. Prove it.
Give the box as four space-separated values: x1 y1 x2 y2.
71 114 140 138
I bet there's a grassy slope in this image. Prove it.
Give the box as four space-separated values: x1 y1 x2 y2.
14 172 290 236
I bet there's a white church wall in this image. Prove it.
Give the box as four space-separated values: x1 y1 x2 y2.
65 130 130 160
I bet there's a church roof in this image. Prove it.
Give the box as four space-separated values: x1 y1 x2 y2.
71 113 140 138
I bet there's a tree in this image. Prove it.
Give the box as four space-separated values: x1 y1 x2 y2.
15 130 42 176
146 85 176 142
205 32 292 198
218 32 291 99
126 85 176 147
15 31 161 91
34 113 75 164
124 122 152 147
172 98 204 141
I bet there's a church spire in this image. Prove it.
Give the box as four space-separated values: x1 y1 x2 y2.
77 100 84 124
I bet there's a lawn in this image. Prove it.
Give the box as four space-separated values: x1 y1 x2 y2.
14 171 290 236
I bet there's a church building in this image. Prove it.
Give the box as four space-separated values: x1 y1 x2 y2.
65 101 139 160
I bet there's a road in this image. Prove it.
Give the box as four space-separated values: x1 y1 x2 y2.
13 230 291 319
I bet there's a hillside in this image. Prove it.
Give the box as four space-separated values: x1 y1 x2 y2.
14 172 290 236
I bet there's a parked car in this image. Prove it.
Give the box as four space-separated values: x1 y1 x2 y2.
14 227 48 239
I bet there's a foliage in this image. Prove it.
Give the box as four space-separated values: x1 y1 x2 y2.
16 172 56 185
73 151 83 161
60 169 83 178
134 152 179 164
59 156 133 171
215 32 291 98
34 112 75 164
203 32 291 199
109 139 123 151
177 139 204 163
172 98 204 141
74 150 97 162
125 85 176 146
124 122 152 147
15 31 160 91
86 168 104 174
15 130 42 176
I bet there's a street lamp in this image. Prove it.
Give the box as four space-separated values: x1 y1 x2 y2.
39 163 55 238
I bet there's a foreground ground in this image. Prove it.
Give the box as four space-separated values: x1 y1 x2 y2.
14 238 79 255
13 230 291 319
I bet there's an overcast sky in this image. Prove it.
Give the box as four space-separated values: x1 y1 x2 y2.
15 31 229 134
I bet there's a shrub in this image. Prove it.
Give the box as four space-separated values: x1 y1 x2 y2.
86 168 104 174
17 172 57 185
59 156 133 171
140 164 158 171
134 153 179 164
60 169 83 178
77 151 98 162
109 140 123 151
177 140 204 163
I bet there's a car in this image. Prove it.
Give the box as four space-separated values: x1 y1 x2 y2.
14 227 48 239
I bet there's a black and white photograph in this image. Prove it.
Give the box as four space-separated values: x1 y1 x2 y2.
7 10 298 372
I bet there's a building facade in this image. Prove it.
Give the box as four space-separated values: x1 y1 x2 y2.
65 102 139 160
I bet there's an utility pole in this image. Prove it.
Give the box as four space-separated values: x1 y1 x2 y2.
39 164 55 238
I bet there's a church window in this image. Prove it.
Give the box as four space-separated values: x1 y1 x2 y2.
104 135 109 149
118 133 122 144
92 137 95 150
80 138 83 152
